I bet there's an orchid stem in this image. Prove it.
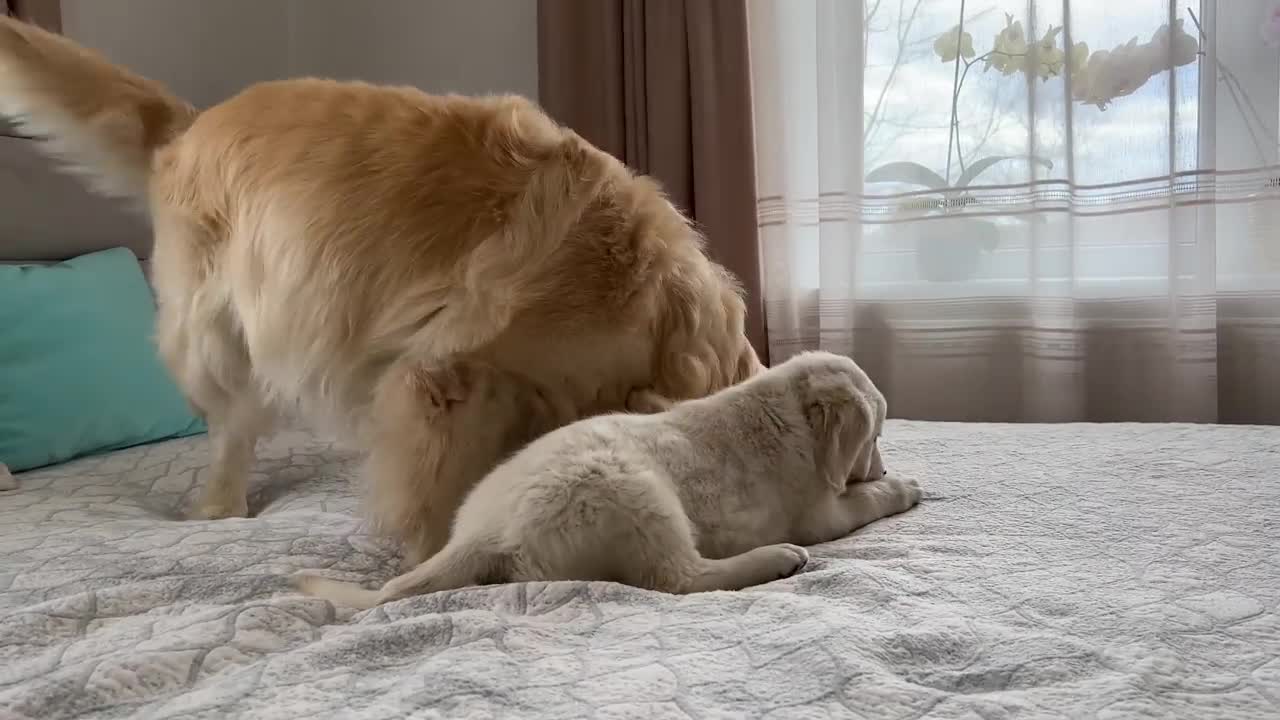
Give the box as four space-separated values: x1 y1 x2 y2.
951 51 991 177
943 0 967 186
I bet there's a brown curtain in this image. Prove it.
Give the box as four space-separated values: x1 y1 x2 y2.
537 0 767 362
5 0 60 32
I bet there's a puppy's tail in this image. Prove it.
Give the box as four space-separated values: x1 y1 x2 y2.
292 574 382 611
293 541 502 610
0 16 197 198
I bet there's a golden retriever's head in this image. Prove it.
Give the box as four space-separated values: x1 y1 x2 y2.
785 352 887 493
649 257 765 406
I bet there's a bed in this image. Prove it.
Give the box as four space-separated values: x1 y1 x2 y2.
3 137 1280 719
2 420 1278 719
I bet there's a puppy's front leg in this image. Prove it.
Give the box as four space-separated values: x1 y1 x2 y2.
805 474 921 544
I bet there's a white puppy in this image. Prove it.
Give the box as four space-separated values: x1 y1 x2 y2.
296 352 921 608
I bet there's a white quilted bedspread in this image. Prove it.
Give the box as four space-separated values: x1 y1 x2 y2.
2 421 1278 719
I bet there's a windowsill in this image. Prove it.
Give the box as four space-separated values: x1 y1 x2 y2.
788 274 1280 301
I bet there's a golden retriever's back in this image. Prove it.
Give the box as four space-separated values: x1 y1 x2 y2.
155 80 592 314
147 78 753 424
160 82 564 265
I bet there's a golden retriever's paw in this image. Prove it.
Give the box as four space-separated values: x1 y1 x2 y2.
765 543 810 579
191 496 249 520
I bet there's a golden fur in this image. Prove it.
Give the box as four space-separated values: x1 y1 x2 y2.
0 17 762 562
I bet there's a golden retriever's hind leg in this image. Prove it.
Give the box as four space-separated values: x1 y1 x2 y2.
193 392 273 519
679 544 810 593
149 208 273 520
155 297 270 520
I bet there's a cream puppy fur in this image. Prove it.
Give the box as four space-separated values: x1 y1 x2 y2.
0 18 761 564
296 352 922 608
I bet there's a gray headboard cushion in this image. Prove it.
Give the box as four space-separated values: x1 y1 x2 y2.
0 135 152 262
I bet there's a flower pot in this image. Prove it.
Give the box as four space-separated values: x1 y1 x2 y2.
910 217 999 282
1253 198 1280 271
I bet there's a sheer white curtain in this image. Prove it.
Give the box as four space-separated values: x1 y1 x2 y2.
749 0 1280 422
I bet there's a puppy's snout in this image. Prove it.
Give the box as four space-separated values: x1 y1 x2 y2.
867 445 886 482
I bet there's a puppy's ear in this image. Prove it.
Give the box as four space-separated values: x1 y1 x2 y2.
806 366 886 492
808 396 863 493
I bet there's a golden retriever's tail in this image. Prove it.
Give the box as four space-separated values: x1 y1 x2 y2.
0 15 196 198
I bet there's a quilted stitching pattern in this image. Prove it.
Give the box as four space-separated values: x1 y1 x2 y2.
1 422 1278 719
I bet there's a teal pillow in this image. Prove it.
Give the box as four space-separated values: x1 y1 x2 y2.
0 248 205 472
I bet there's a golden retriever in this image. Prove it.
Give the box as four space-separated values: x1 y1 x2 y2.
0 18 761 564
295 351 921 608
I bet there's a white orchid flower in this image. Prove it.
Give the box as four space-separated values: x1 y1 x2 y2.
1063 41 1091 98
1147 20 1199 68
1171 20 1200 66
1069 19 1199 111
1110 37 1152 96
968 11 1203 111
1068 41 1089 76
986 14 1028 75
1072 48 1113 109
1030 25 1066 78
1079 37 1151 110
934 24 976 62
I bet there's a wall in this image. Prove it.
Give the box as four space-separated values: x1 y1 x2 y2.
59 0 538 106
288 0 538 98
61 0 294 108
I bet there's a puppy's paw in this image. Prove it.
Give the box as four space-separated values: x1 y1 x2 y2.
764 543 810 579
886 474 922 510
291 571 381 610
